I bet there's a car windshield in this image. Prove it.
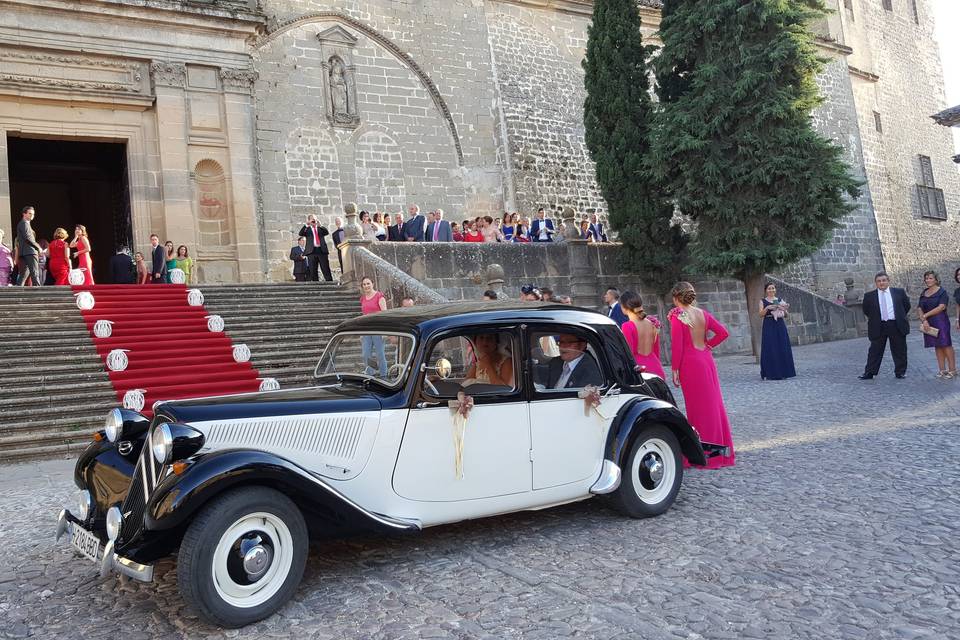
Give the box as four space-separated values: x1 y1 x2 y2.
314 332 415 389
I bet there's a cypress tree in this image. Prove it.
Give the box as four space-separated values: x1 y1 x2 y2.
583 0 688 300
651 0 861 356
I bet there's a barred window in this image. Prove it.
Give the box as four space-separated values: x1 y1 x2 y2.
919 155 935 187
917 155 947 220
873 111 882 133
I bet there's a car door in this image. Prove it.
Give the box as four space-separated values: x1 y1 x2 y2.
526 325 615 490
392 326 531 502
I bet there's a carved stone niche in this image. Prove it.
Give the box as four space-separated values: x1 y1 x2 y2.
316 26 361 130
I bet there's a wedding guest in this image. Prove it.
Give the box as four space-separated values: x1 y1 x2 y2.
917 270 955 379
372 212 387 241
175 245 194 284
149 234 166 283
16 205 42 286
501 214 515 242
604 287 629 325
520 283 541 301
759 282 796 380
451 222 464 242
556 295 573 305
388 213 405 242
360 211 379 242
429 209 453 241
481 216 502 243
531 208 555 242
541 287 554 302
331 217 345 273
463 221 484 242
400 296 415 308
578 219 595 241
953 267 960 331
290 236 308 282
0 229 14 286
109 246 135 284
47 227 70 286
163 240 176 283
135 252 149 285
405 205 426 242
669 281 735 468
359 276 388 377
513 220 531 243
38 238 50 285
589 213 609 242
860 271 910 379
298 214 333 281
482 289 498 301
70 224 95 285
620 291 666 378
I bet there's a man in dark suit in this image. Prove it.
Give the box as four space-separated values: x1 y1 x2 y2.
290 236 308 282
298 214 333 282
546 334 604 389
404 205 426 242
149 234 166 283
531 208 555 242
388 212 405 242
603 287 629 326
860 271 911 379
331 217 345 273
109 247 135 284
589 213 609 242
15 205 42 286
425 208 453 242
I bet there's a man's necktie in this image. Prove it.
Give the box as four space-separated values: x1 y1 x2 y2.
559 362 571 388
433 222 439 241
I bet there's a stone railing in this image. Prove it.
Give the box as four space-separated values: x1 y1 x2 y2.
344 244 447 306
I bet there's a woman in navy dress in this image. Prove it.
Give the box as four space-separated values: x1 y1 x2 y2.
759 282 796 380
918 270 955 379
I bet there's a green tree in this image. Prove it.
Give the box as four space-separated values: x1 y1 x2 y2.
651 0 860 356
583 0 688 301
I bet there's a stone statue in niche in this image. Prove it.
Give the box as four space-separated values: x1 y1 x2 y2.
328 56 358 125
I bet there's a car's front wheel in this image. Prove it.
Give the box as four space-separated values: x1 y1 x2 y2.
177 486 308 628
612 424 683 518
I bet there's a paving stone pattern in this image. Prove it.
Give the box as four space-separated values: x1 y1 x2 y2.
1 334 958 639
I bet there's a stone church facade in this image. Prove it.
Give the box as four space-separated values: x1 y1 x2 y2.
0 0 956 293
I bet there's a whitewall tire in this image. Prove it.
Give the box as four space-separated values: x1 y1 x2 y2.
177 486 308 628
612 424 683 518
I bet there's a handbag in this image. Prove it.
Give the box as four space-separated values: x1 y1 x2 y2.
921 324 940 338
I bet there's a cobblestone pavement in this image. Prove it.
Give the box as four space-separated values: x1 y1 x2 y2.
2 334 959 639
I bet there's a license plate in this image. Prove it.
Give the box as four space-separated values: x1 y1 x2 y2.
70 524 101 563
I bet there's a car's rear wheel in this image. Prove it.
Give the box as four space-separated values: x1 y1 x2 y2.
177 486 308 628
612 424 683 518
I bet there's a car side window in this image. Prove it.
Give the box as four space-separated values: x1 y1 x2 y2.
422 330 517 398
530 329 605 392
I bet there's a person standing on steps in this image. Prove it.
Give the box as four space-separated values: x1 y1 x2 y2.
298 214 333 282
47 228 71 286
290 236 308 282
859 271 911 380
109 246 135 285
331 217 345 275
135 251 149 285
16 205 42 287
163 241 176 283
149 234 166 283
0 228 12 286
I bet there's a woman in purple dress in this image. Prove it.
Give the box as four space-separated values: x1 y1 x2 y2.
917 270 955 379
0 228 12 286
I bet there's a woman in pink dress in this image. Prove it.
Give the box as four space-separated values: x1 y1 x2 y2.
48 227 71 285
619 291 666 378
69 224 94 285
668 281 735 468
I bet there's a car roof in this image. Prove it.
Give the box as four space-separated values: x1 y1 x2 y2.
338 301 618 336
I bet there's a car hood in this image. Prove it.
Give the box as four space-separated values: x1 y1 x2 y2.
155 385 383 424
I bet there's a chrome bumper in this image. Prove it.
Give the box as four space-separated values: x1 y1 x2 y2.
56 509 154 583
589 460 622 494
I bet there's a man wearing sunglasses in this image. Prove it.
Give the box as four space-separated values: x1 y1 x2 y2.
547 334 603 389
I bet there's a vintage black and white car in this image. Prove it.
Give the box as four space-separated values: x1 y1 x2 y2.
57 302 727 627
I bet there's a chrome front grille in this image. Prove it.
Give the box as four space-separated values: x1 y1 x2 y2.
118 423 165 544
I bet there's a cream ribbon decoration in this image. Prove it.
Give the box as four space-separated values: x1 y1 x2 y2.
578 385 608 420
93 320 114 338
448 391 475 480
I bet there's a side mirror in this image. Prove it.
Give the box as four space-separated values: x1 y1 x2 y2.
422 358 452 379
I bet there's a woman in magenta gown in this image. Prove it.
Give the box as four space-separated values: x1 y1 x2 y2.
618 291 667 378
668 281 735 468
69 224 94 285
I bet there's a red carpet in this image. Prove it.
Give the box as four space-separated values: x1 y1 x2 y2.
72 284 264 418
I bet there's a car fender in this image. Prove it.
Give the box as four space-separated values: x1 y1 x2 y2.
145 449 420 534
607 397 707 467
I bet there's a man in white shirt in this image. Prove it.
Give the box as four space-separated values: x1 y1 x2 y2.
860 271 911 379
531 208 555 242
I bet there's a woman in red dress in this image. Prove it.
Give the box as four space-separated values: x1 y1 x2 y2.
69 224 95 285
668 281 735 468
48 227 71 285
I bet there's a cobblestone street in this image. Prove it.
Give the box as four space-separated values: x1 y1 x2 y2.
1 334 958 640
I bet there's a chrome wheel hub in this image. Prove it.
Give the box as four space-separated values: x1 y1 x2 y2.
241 541 272 581
643 454 664 487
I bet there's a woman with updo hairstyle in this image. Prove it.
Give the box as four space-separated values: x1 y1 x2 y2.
619 291 666 378
70 224 94 285
48 228 71 285
668 281 735 468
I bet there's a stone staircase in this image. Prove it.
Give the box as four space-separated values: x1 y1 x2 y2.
0 283 359 463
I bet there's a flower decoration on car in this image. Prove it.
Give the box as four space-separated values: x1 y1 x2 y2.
578 385 607 420
448 391 475 480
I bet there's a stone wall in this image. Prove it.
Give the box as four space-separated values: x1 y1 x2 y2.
360 241 863 356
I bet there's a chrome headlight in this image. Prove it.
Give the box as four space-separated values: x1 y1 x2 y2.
104 408 124 443
105 506 123 542
77 490 92 521
151 424 173 465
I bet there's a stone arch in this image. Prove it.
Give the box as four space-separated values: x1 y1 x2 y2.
354 129 406 212
284 126 342 222
257 12 464 165
193 159 232 248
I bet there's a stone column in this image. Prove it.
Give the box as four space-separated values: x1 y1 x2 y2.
221 68 264 283
562 206 596 307
339 202 371 286
150 62 193 249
